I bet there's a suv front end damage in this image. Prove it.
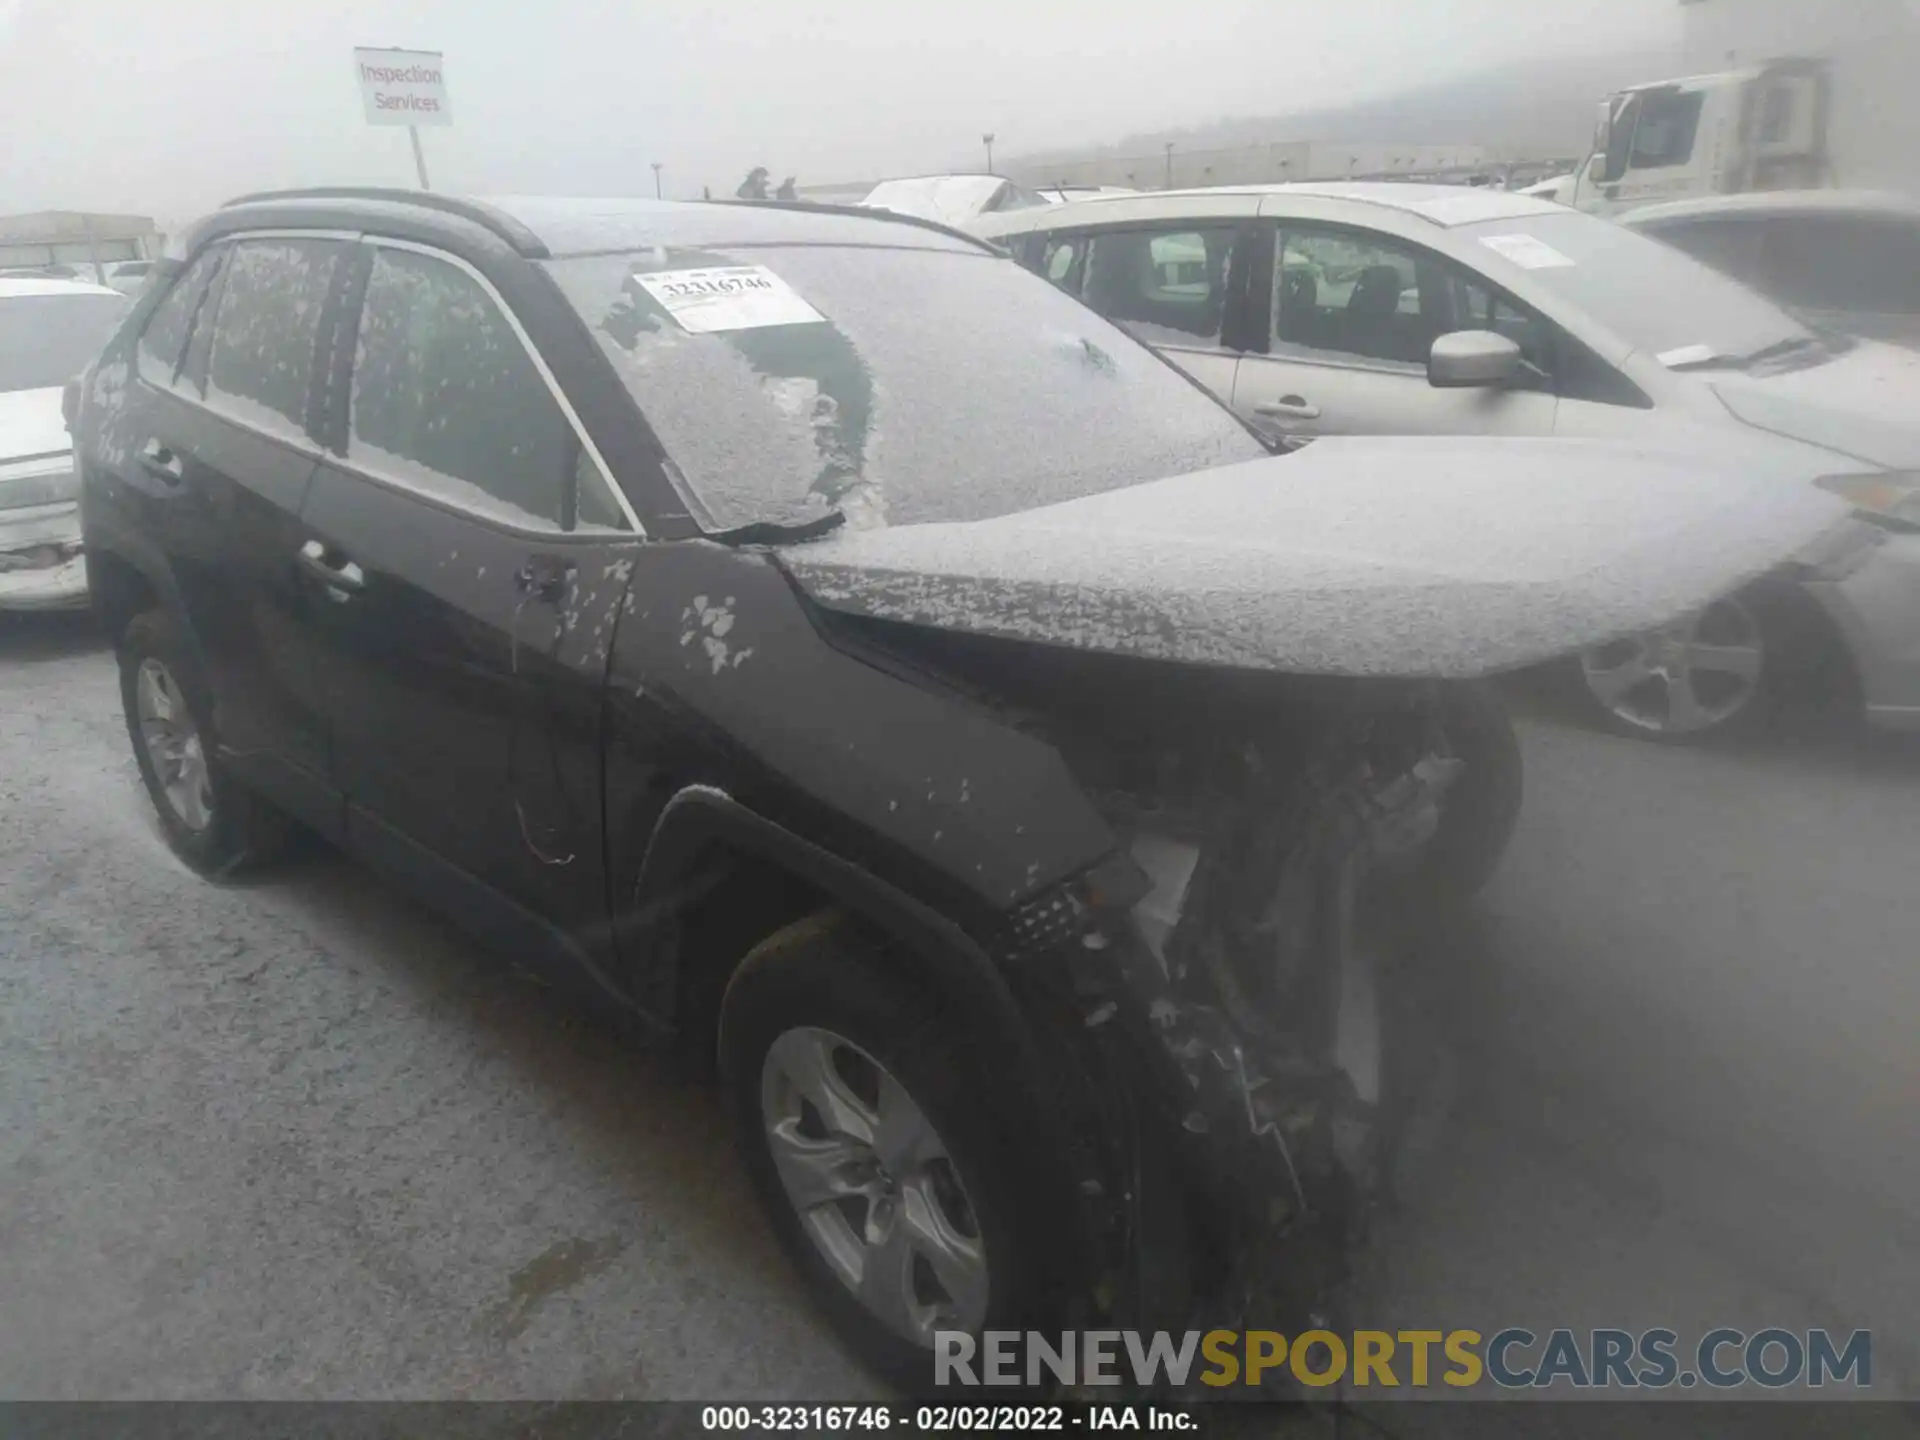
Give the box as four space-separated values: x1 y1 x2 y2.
968 675 1469 1357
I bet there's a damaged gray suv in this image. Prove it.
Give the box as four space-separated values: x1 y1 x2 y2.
71 189 1851 1389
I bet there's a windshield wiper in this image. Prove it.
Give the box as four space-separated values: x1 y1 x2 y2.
1663 335 1822 373
1740 335 1826 368
706 510 847 547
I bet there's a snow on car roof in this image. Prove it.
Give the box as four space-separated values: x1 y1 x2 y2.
0 276 123 299
860 175 1013 225
481 195 988 258
996 181 1565 226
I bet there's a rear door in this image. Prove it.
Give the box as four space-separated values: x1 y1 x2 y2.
1033 220 1250 405
300 238 644 945
1232 220 1560 442
118 233 348 834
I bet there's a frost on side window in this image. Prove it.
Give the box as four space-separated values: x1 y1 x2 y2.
206 238 343 433
350 248 576 528
545 244 1261 532
135 247 222 388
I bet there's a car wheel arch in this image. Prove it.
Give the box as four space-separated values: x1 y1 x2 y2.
627 785 1048 1081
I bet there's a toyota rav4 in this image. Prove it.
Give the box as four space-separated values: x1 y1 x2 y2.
71 188 1851 1390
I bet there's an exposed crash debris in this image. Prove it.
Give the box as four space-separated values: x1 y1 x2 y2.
994 683 1472 1361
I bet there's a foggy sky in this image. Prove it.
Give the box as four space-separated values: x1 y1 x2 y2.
0 0 1678 224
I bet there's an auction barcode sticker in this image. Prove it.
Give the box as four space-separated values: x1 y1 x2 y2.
634 265 826 333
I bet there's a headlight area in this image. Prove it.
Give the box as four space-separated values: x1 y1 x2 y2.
0 459 88 608
1815 472 1920 533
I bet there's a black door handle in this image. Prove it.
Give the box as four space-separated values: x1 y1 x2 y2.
138 439 184 483
297 539 365 595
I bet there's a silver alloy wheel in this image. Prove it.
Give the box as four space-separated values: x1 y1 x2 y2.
1578 597 1765 737
759 1026 989 1346
135 657 214 831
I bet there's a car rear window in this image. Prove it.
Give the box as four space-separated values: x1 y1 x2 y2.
0 291 130 393
543 245 1260 531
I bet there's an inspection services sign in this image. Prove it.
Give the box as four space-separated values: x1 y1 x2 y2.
354 47 451 126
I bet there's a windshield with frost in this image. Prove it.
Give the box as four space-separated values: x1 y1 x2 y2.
1458 211 1821 368
542 244 1262 531
0 292 130 392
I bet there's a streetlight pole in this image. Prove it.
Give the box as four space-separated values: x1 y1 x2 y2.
1164 142 1174 189
983 133 995 171
651 162 663 198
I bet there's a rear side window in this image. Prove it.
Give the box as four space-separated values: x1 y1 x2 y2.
205 238 346 436
1082 224 1238 346
136 247 224 387
349 247 620 530
1039 233 1087 290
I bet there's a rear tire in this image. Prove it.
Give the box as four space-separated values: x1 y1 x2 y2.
718 912 1066 1394
118 608 289 877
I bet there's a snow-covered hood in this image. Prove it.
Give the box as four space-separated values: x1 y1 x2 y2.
782 436 1850 680
0 387 71 464
1713 341 1920 471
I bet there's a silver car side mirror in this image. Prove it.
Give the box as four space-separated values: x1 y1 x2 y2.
1429 330 1523 389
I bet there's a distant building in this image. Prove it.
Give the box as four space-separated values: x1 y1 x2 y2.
0 211 161 282
1003 140 1551 192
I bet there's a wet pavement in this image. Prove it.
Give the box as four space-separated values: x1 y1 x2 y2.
2 611 1915 1418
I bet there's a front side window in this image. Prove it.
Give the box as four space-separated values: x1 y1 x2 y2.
0 290 130 393
1627 89 1705 171
1272 227 1432 369
1082 224 1237 346
135 247 223 388
205 238 345 435
1273 224 1557 378
350 247 622 530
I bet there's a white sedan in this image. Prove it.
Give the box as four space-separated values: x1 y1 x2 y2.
974 182 1920 740
1 277 130 610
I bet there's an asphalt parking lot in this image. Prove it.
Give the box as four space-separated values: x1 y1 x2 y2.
3 610 1917 1421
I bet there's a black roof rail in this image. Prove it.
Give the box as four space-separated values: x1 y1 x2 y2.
219 187 550 258
712 197 1004 256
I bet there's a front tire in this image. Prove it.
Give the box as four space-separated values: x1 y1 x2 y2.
1417 681 1523 899
118 608 287 877
718 913 1064 1393
1571 593 1772 742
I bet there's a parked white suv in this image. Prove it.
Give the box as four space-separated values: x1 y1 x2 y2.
975 183 1920 740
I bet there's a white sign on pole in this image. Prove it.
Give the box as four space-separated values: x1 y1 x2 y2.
353 47 451 127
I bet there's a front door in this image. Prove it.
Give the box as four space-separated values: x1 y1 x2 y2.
300 240 643 952
116 235 346 833
1233 222 1560 443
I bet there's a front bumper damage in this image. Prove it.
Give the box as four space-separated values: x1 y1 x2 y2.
0 501 88 611
987 690 1466 1373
